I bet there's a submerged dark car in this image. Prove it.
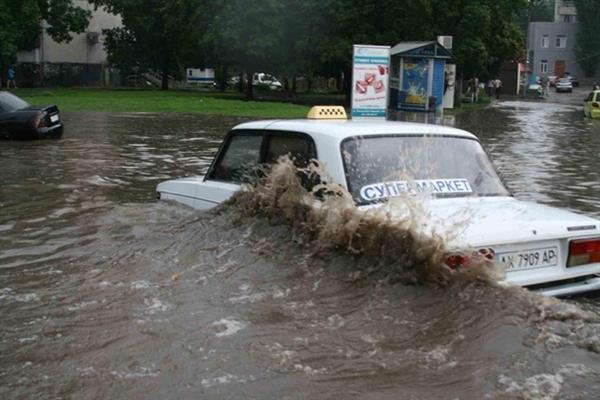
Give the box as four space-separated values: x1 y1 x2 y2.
0 91 63 140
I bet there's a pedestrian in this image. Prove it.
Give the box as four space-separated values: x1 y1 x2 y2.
494 78 502 100
7 66 17 89
473 77 479 102
468 77 476 103
540 76 549 97
487 80 494 97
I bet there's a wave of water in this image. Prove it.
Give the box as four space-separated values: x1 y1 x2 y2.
2 161 600 399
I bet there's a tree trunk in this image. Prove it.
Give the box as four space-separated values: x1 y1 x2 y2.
238 72 244 93
161 69 169 90
343 66 352 107
216 65 226 92
0 59 5 88
292 75 297 94
454 71 463 108
246 70 254 100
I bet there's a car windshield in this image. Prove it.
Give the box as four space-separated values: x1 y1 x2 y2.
558 79 570 84
0 91 29 112
341 135 510 205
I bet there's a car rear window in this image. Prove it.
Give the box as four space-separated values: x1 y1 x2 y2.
0 92 29 112
342 134 510 205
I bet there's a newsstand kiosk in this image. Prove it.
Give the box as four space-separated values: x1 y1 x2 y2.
388 41 451 114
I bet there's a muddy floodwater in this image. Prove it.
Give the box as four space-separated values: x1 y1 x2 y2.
1 98 600 399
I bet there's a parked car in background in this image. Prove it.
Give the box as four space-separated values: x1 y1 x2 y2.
555 78 573 93
584 90 600 119
0 91 63 140
548 76 558 87
568 76 579 87
252 73 283 90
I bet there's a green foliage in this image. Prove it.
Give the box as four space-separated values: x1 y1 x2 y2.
322 0 527 79
91 0 212 89
0 0 90 64
515 0 555 31
574 0 600 77
3 0 528 95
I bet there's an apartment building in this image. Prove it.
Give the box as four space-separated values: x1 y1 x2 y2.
527 0 587 78
16 1 121 86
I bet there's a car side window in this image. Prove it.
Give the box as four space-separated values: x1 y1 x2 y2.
210 133 263 183
264 133 316 168
587 93 594 102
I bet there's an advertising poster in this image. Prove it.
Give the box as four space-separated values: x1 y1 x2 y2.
351 45 390 119
443 64 456 109
401 58 429 109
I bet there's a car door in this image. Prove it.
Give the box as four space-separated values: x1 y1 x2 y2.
197 130 264 209
200 129 317 208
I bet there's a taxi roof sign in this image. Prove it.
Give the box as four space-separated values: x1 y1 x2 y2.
307 106 347 120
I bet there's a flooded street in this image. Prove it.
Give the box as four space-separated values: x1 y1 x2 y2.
1 97 600 399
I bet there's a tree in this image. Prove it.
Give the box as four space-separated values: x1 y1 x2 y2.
92 0 213 90
319 0 528 101
0 0 90 85
574 0 600 77
207 0 286 99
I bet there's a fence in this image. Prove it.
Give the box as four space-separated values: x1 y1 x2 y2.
14 63 121 87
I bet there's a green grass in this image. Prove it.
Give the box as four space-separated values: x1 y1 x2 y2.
13 88 310 118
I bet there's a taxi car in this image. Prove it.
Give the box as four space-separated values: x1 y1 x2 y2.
584 90 600 119
157 107 600 297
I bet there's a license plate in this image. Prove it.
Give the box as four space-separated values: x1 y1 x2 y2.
50 114 59 123
496 246 559 272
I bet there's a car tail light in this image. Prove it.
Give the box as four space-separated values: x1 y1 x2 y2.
592 102 600 109
567 238 600 267
445 248 495 269
445 253 470 269
34 112 47 128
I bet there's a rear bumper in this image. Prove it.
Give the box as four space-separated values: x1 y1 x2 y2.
38 123 63 139
589 109 600 119
530 275 600 297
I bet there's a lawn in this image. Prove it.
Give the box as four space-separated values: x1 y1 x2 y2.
13 88 310 118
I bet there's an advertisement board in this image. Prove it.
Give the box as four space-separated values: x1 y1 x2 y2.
443 64 456 109
351 45 390 119
400 58 429 109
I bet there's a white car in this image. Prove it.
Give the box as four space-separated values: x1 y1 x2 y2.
555 78 573 93
157 107 600 297
252 73 282 90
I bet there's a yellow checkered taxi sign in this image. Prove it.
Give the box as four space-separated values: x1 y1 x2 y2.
306 106 347 119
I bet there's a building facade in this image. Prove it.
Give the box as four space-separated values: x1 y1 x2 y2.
16 1 121 86
527 0 599 79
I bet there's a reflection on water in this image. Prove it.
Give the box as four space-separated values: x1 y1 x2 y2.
456 101 600 218
1 105 599 399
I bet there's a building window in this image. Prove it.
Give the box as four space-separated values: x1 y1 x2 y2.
541 60 548 74
556 35 567 48
541 35 549 48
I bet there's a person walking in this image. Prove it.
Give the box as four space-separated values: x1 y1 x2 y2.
494 78 502 100
540 76 549 97
7 66 17 89
487 79 494 97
